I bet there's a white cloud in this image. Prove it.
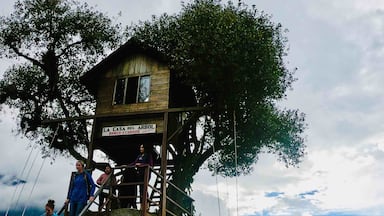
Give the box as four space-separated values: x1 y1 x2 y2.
193 143 384 215
2 0 384 215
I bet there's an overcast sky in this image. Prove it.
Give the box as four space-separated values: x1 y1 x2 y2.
1 0 384 215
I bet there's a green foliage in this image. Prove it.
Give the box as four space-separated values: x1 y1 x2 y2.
129 0 306 177
0 0 305 202
0 0 121 158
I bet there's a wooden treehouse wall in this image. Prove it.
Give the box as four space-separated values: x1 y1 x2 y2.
95 54 170 116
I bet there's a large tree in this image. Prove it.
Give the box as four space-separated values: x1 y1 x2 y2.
0 0 305 213
128 0 306 208
0 0 121 161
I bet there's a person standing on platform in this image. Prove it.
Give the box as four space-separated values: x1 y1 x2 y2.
66 160 96 216
131 144 153 209
96 164 116 212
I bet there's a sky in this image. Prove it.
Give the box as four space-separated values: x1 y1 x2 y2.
1 0 384 215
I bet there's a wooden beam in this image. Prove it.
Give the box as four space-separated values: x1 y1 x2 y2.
167 112 199 142
41 106 204 124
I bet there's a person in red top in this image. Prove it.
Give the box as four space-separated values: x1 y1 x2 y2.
96 164 115 212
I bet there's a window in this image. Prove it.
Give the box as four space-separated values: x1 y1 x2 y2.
126 77 138 104
113 75 151 105
138 75 151 102
114 78 126 105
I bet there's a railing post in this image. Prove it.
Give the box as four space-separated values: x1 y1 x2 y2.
142 165 149 216
107 181 112 216
78 174 111 216
161 111 169 216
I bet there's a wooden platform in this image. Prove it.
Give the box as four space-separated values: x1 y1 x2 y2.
85 208 157 216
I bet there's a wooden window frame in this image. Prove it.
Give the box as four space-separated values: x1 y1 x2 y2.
112 75 151 105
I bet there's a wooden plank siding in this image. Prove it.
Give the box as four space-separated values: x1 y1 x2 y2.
95 54 170 115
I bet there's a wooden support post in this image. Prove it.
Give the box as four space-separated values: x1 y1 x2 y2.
161 112 169 216
86 118 96 168
142 165 150 216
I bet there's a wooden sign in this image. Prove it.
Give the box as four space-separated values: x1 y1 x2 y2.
102 124 156 136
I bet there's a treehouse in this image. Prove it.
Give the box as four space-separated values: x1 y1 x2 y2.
80 39 196 170
80 39 198 215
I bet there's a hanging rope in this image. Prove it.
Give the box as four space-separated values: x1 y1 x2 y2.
210 119 222 216
21 125 60 216
14 148 40 210
233 110 239 216
225 177 231 216
5 145 34 216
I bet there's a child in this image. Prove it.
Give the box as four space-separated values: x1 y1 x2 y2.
45 199 58 216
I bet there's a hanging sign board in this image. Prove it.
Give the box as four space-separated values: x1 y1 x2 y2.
102 124 156 136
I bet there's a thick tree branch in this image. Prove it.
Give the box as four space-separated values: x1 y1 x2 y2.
58 40 84 58
10 45 44 68
67 144 96 168
65 98 90 144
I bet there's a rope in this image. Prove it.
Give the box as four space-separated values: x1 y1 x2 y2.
233 110 239 216
5 145 34 216
210 119 222 216
21 154 47 216
14 148 40 210
21 126 60 216
225 178 230 216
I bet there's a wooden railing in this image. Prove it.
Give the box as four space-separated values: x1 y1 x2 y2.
64 165 194 216
79 173 113 216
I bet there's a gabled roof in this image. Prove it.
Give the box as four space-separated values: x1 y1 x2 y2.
80 39 167 95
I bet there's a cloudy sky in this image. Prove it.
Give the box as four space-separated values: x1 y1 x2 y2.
1 0 384 215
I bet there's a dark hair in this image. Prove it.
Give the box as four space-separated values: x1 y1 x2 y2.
105 163 111 169
140 144 151 152
46 199 55 210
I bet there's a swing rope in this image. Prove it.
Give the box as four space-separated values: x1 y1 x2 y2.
210 118 222 216
14 149 40 210
21 125 60 216
5 145 34 216
233 110 239 216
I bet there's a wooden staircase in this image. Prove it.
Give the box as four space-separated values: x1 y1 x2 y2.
148 163 175 208
69 164 193 216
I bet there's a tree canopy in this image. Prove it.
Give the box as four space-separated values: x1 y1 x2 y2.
128 0 306 179
0 0 121 159
0 0 305 203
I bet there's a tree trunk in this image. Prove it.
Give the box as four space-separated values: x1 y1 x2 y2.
166 154 202 215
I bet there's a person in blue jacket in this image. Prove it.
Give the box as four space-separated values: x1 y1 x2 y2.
65 160 96 216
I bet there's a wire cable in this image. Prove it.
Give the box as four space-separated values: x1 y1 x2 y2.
21 154 47 216
5 145 34 216
14 148 40 210
21 126 60 216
